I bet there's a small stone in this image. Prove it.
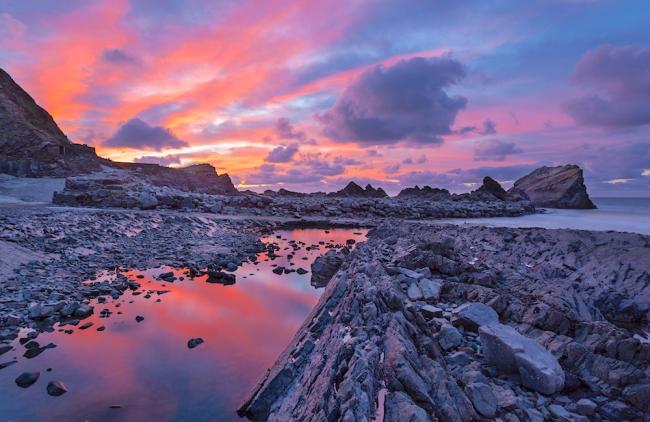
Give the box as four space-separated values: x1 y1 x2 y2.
47 380 68 396
406 283 423 301
420 305 443 319
79 322 93 330
464 382 497 417
135 316 144 322
575 398 597 416
438 325 462 350
188 338 204 349
15 372 40 388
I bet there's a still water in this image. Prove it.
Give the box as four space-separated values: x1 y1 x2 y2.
441 197 650 235
0 228 367 421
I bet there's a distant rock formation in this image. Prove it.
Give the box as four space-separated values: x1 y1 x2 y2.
329 181 388 198
472 176 509 201
509 165 596 209
263 188 308 197
397 185 451 200
0 68 103 177
112 162 238 195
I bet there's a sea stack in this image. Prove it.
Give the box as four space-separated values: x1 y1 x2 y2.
509 165 596 209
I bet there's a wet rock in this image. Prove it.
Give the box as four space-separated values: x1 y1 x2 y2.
479 322 565 395
46 380 68 396
464 382 497 417
135 316 144 323
79 322 93 330
15 372 40 388
74 304 94 318
452 302 498 331
188 338 204 349
310 249 345 287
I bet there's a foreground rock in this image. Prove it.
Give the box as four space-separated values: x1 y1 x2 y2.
509 164 596 209
480 322 565 395
239 221 650 421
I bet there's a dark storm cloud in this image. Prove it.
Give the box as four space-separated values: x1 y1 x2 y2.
317 56 467 145
474 139 523 161
266 144 299 163
104 118 188 150
567 45 650 127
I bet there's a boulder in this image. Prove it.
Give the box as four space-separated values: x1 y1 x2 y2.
310 249 346 287
452 302 499 330
478 322 565 395
508 165 596 209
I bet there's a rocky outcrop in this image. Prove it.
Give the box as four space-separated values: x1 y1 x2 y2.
239 222 650 421
328 181 388 198
111 162 238 195
397 185 451 200
471 176 508 201
0 68 103 177
509 165 596 209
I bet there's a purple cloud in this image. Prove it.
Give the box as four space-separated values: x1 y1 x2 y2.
104 118 188 150
134 155 181 166
101 48 138 65
567 45 650 127
384 163 401 174
317 56 467 145
266 144 299 163
275 117 306 141
474 139 523 161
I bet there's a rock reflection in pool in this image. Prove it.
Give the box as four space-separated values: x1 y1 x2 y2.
0 228 368 421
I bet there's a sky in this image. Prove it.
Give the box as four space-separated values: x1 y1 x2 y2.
1 0 649 196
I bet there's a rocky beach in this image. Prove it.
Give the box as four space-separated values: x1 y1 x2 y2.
1 34 649 422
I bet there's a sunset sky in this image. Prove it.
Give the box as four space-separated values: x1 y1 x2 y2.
1 0 649 195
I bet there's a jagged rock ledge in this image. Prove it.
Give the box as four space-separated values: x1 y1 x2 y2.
238 222 650 421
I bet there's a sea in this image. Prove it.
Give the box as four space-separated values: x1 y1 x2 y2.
441 197 650 235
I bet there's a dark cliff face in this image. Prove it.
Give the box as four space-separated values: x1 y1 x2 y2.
509 165 596 209
0 68 103 177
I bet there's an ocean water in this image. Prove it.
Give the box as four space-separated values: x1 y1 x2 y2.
440 197 650 235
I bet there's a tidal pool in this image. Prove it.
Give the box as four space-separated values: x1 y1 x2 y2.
0 228 368 421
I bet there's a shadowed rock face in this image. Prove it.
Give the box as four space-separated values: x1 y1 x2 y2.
0 68 103 177
509 165 596 209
